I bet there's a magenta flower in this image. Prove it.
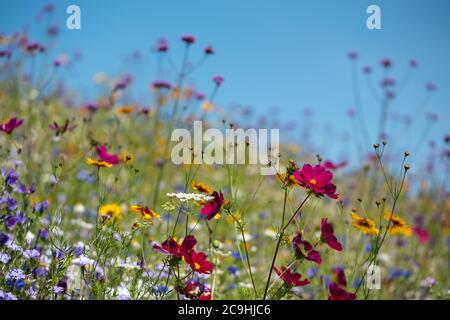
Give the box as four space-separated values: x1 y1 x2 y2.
293 164 338 199
0 117 24 134
413 225 430 244
273 266 310 287
409 59 418 68
292 233 321 264
153 235 197 258
321 218 343 251
332 267 347 288
213 76 224 86
181 34 196 45
200 191 224 220
328 282 356 300
95 145 120 165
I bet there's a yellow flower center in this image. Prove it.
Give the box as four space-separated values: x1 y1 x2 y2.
194 262 201 270
309 179 317 185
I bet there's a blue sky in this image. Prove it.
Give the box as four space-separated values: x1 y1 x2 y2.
1 0 449 161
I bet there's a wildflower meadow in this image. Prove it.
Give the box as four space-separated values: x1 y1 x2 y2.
0 2 449 302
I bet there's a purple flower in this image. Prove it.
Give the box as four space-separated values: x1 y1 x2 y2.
6 197 17 211
23 249 40 260
0 233 9 245
47 25 59 37
33 267 48 278
0 252 11 263
3 168 19 188
0 290 17 300
5 215 19 230
53 249 65 260
39 229 50 240
362 65 372 74
6 268 26 281
113 74 132 91
34 200 49 213
152 80 172 90
213 76 224 86
426 83 437 92
347 51 358 60
18 182 35 194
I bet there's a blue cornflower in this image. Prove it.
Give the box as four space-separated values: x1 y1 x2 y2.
227 265 240 275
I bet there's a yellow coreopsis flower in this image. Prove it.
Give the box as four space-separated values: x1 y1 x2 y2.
130 205 161 222
351 210 380 236
99 203 122 220
192 181 213 195
86 158 113 168
384 211 412 236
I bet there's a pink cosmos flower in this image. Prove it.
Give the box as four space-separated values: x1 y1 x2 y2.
292 233 321 264
328 282 356 300
96 145 120 165
153 235 197 258
0 117 24 134
273 266 310 287
321 218 343 251
293 164 338 199
200 191 224 220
